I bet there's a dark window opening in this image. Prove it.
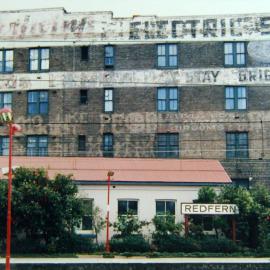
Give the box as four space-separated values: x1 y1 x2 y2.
78 135 86 151
80 89 88 104
81 46 89 61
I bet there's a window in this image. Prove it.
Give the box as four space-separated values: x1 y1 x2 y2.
103 133 114 157
81 199 93 230
28 91 48 115
232 179 249 189
27 136 48 156
0 92 12 109
225 86 247 110
157 87 178 111
104 88 113 112
29 48 49 72
226 132 248 158
157 44 178 68
0 137 9 156
81 46 89 61
104 45 114 68
0 50 13 73
156 200 175 217
224 42 246 67
80 89 88 104
78 135 86 151
118 200 138 216
156 133 179 158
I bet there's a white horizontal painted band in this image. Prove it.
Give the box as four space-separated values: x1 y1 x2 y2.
0 67 270 91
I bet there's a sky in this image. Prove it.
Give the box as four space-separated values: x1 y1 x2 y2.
0 0 269 17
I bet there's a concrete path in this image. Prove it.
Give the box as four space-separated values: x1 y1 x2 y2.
0 257 269 264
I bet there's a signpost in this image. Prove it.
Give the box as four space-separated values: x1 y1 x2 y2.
181 203 239 241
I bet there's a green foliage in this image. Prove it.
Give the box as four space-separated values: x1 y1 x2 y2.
152 215 182 236
0 167 85 253
197 186 217 203
112 212 149 237
110 234 150 252
199 237 239 253
92 206 106 244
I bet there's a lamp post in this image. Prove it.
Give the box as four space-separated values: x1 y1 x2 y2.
0 108 22 270
105 170 114 253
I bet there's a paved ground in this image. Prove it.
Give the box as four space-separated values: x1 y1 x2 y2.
0 257 269 264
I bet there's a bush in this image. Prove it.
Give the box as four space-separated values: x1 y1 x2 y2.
153 235 200 253
199 237 239 253
110 234 150 252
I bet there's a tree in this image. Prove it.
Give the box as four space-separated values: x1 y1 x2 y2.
0 167 84 253
92 206 105 244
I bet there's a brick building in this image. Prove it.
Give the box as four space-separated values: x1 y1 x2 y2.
0 8 270 186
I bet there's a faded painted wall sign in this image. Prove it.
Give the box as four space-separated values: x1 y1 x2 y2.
1 68 270 90
0 8 270 46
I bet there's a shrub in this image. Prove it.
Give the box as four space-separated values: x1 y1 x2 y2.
110 234 150 252
153 235 200 253
199 237 239 253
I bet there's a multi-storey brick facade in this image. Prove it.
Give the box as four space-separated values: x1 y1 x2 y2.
1 8 270 185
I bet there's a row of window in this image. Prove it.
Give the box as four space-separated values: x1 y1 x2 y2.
0 42 247 73
0 132 248 159
80 199 175 231
0 86 247 114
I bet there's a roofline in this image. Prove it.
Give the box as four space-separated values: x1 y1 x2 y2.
74 180 231 186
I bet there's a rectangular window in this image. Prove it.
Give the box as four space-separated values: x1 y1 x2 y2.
104 45 114 68
104 88 113 113
156 200 175 217
29 48 50 72
224 42 246 67
81 46 89 61
81 199 93 230
157 87 178 111
103 133 114 157
80 89 88 104
78 135 86 151
28 91 48 115
0 50 14 73
226 132 248 158
156 133 179 158
225 86 247 110
0 92 12 109
118 200 138 216
0 137 9 156
27 136 48 156
157 44 178 68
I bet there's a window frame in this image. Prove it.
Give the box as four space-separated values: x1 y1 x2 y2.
224 42 246 67
118 199 139 216
155 200 176 217
78 198 94 232
27 90 49 115
156 43 178 69
104 88 114 113
28 47 50 72
104 45 115 68
26 135 48 157
0 92 12 109
0 136 9 156
225 86 247 111
78 135 86 151
103 133 114 157
156 133 179 159
0 49 14 73
80 89 88 105
226 132 249 159
157 87 179 112
80 46 89 61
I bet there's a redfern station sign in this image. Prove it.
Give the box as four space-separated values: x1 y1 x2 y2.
181 203 239 215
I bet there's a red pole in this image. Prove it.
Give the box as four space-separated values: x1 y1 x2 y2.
6 123 13 270
105 173 111 253
184 214 189 237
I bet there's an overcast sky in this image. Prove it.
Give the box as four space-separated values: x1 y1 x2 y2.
0 0 269 17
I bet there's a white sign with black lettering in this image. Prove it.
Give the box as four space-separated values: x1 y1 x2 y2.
181 203 239 215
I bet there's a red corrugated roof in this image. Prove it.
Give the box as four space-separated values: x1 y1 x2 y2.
0 156 231 184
